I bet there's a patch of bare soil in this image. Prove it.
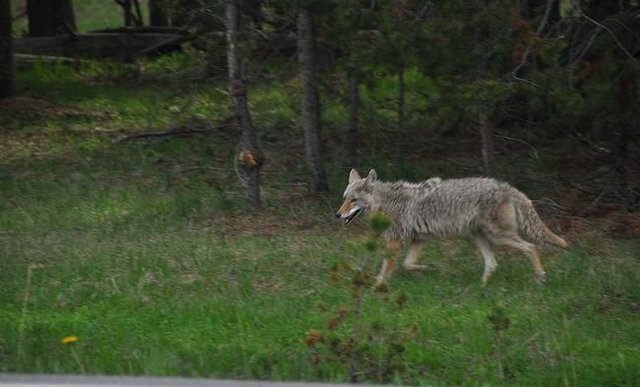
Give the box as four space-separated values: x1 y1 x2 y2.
218 210 338 239
0 97 91 123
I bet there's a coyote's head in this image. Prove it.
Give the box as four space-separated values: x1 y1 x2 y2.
336 169 378 225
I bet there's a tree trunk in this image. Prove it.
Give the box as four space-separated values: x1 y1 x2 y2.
0 0 15 98
27 0 76 37
121 0 143 27
297 8 329 193
225 0 264 209
479 112 494 176
149 0 169 27
123 0 133 26
132 0 143 27
395 62 406 164
347 69 359 168
397 63 405 133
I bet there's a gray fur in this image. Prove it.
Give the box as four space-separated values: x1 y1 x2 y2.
337 169 568 286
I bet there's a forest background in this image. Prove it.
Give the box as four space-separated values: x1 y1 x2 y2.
1 0 639 385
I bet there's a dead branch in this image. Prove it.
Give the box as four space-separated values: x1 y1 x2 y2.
134 34 186 57
90 26 190 35
494 132 540 160
574 132 611 155
14 54 87 66
580 9 640 67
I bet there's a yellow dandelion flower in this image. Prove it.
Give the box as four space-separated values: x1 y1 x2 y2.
61 336 78 344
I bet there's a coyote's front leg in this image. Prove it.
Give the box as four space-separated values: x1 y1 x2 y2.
375 239 400 287
403 241 428 271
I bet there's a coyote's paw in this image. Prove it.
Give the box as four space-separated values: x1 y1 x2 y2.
534 272 547 285
372 277 389 292
403 263 429 272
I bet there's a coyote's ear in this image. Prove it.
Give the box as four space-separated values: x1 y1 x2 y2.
367 169 377 182
349 169 361 183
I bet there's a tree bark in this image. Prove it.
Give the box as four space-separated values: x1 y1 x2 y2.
26 0 76 37
132 0 143 27
149 0 169 27
119 0 143 27
297 8 329 193
395 62 406 164
225 0 264 209
123 0 133 26
479 112 494 176
347 69 359 168
397 63 405 133
0 0 15 98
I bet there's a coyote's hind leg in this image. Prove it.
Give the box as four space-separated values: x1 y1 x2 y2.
498 236 546 284
486 200 547 284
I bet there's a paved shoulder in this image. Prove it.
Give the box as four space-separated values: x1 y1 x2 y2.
0 374 350 387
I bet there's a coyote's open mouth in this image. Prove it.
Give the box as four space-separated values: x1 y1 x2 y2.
342 206 363 225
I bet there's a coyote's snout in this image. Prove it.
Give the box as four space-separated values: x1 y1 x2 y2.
337 168 568 287
336 173 367 224
335 203 363 225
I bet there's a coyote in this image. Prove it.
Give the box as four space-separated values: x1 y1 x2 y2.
336 169 568 286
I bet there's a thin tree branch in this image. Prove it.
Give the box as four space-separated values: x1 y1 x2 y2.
580 10 640 68
572 25 601 64
511 0 557 86
494 132 540 160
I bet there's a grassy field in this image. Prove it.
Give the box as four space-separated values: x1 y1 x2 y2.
2 53 640 385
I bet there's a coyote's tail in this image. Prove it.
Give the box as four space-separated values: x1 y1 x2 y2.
512 190 568 248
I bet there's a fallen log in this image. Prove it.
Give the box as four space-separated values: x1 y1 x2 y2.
115 120 234 143
90 26 191 35
13 32 186 59
14 53 87 66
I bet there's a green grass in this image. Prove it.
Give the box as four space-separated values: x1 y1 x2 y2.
2 58 640 385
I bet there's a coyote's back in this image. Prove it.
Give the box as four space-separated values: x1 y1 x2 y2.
387 177 567 247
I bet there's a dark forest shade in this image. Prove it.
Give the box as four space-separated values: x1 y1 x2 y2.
27 0 76 37
0 0 14 98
